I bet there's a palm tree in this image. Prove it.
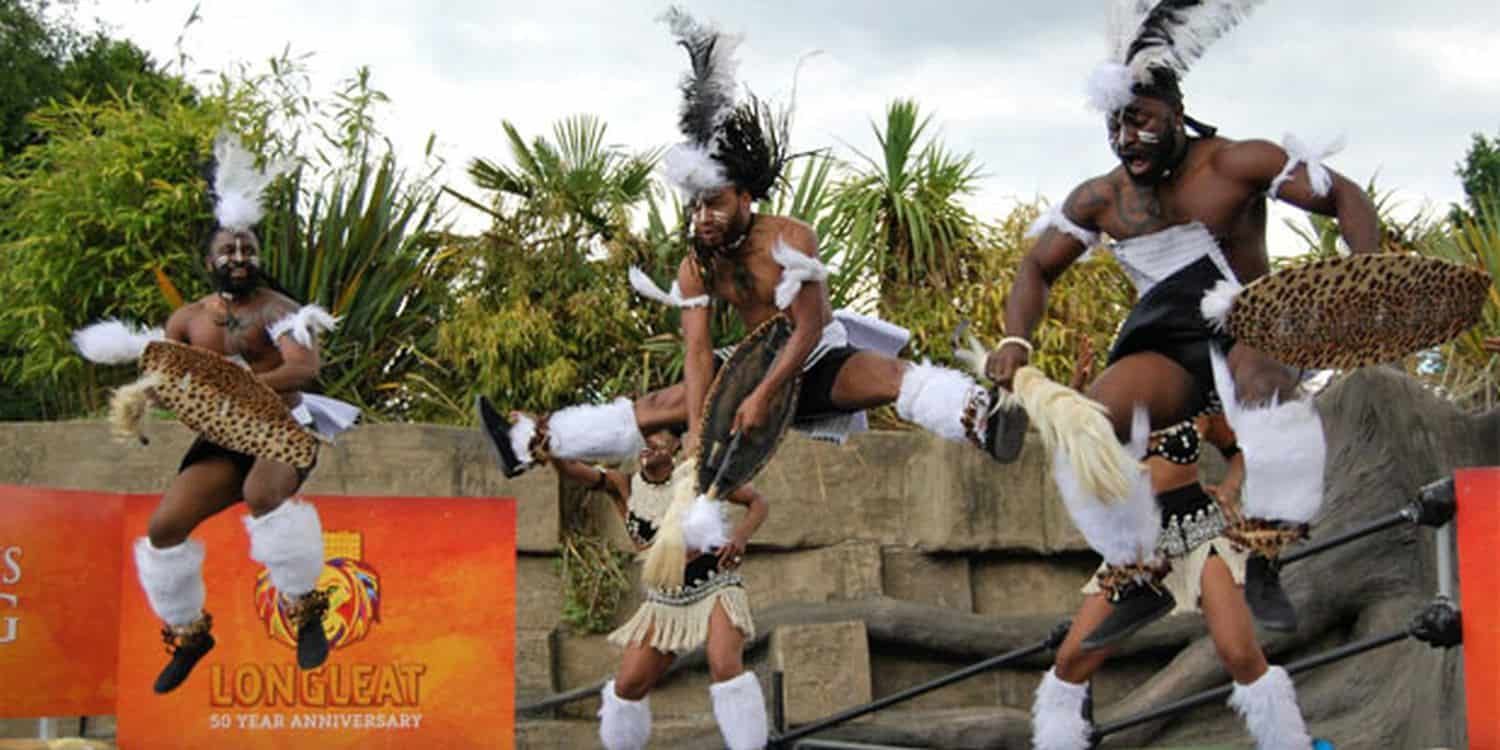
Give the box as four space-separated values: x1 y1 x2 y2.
829 98 982 306
450 115 656 248
432 115 666 418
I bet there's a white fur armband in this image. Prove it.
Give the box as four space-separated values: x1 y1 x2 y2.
1268 133 1345 200
73 319 164 364
771 237 828 310
1027 204 1100 248
267 304 339 348
628 267 710 308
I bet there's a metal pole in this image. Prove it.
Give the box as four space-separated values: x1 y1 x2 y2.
793 740 924 750
771 637 1053 746
1436 522 1457 603
37 718 57 740
1281 508 1413 565
1092 629 1410 740
773 671 786 735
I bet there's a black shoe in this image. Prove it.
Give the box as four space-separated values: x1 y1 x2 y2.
288 591 332 669
1245 554 1298 632
476 395 531 478
296 614 330 669
1082 585 1175 650
154 616 215 694
984 392 1029 464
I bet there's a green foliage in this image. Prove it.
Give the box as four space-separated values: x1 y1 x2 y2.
433 115 674 422
0 0 186 157
0 90 223 418
0 43 452 422
1456 129 1500 220
829 98 982 297
259 152 452 420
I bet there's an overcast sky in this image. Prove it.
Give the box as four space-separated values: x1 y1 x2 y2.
79 0 1500 248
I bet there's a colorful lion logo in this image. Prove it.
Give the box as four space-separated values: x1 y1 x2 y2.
254 530 381 651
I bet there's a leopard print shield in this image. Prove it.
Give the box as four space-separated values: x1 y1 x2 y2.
696 315 800 498
1227 254 1491 371
140 341 320 468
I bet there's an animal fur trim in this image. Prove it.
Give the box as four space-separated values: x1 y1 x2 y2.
771 237 828 310
73 319 164 365
266 305 339 349
628 266 710 308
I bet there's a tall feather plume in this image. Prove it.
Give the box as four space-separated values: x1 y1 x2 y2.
212 131 294 231
660 6 741 147
1125 0 1266 81
1106 0 1158 64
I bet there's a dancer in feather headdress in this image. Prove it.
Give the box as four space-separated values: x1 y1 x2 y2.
479 8 1034 483
985 3 1380 747
71 132 358 695
530 428 769 750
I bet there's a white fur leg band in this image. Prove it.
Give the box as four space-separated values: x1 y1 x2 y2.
1229 666 1311 750
547 398 645 461
244 499 325 598
1210 349 1327 524
895 361 987 444
1032 668 1092 750
134 538 206 627
598 680 651 750
711 671 768 750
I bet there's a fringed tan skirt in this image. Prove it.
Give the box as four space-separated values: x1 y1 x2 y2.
1082 537 1248 615
1081 490 1249 615
609 561 755 654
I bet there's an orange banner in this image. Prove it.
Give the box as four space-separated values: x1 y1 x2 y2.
0 485 124 717
115 494 515 750
1458 468 1500 750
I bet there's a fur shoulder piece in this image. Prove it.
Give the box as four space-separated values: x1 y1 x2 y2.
266 305 338 348
771 236 828 310
73 319 164 364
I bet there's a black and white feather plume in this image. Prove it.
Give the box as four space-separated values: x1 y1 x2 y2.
662 6 741 148
659 6 740 196
1088 0 1266 112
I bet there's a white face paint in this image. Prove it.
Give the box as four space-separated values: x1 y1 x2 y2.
1137 130 1161 144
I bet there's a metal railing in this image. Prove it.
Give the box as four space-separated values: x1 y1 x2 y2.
767 477 1460 748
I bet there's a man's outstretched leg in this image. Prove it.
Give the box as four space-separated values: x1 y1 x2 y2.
139 461 240 693
1210 345 1324 632
829 351 1028 462
478 392 664 478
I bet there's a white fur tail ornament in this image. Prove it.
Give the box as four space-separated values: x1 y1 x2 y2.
771 238 828 309
108 372 165 443
1012 366 1138 504
1199 278 1244 332
267 305 339 349
73 320 165 365
641 460 701 590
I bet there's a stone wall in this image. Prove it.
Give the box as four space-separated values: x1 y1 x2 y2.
7 382 1466 750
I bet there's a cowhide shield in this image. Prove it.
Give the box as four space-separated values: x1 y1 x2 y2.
140 340 320 468
697 315 800 498
1227 254 1491 371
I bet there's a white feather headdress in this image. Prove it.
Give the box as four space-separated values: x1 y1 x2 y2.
1088 0 1266 112
212 131 294 231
